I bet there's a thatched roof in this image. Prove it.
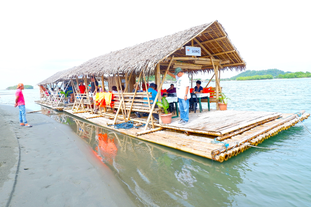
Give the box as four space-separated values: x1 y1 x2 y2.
65 20 245 78
38 67 76 85
40 20 246 84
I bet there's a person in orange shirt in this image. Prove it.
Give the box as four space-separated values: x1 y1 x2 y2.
15 83 32 127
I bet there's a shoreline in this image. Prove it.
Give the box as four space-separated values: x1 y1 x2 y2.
0 104 135 206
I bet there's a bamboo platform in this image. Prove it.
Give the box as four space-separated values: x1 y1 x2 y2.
36 102 309 162
35 101 72 111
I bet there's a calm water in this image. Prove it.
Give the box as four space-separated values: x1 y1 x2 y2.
1 78 311 206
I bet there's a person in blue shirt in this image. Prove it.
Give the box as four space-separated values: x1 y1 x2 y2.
194 80 203 93
147 83 157 101
136 83 159 119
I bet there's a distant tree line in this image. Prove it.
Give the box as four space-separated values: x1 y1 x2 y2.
237 75 273 80
277 71 311 78
6 85 34 90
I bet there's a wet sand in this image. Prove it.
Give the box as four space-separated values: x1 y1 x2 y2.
0 105 134 207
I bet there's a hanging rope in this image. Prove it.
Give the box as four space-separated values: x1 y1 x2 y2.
295 114 311 135
113 121 145 129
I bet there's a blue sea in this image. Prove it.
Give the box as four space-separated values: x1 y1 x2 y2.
1 78 310 206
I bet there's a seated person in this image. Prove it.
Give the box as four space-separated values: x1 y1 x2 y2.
111 86 118 93
167 84 176 94
132 83 143 92
163 92 174 113
136 83 159 120
79 81 86 94
194 80 203 93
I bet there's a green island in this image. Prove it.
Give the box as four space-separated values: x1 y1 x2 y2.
221 69 311 81
138 69 310 83
6 85 34 90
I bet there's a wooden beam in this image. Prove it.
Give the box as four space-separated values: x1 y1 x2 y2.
221 62 246 67
212 50 235 56
173 63 202 70
194 60 230 65
199 36 227 45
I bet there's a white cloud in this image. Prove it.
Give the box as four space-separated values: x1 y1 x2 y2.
0 0 310 89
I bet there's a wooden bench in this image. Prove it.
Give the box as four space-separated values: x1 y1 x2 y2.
200 87 222 103
113 92 159 123
72 93 93 113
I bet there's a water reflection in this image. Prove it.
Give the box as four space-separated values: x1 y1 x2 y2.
41 107 248 206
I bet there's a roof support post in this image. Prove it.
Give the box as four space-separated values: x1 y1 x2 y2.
101 76 105 92
214 65 220 110
191 73 193 88
83 76 91 112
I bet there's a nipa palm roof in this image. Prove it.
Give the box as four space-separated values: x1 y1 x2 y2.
40 20 246 84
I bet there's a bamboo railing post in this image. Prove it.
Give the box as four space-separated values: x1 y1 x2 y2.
127 71 143 120
143 69 154 128
144 56 174 130
115 75 127 121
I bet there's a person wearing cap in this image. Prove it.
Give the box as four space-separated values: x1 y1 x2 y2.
168 67 190 124
15 83 32 127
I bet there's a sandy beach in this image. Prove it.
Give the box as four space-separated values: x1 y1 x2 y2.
0 104 134 207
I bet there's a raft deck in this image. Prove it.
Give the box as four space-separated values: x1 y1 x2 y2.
54 107 309 162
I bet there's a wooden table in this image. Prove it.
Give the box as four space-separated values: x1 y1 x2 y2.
166 97 179 118
194 93 210 112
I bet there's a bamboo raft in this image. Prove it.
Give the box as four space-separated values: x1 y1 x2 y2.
46 106 308 163
36 21 310 162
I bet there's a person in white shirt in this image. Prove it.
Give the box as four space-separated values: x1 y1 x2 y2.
167 67 190 124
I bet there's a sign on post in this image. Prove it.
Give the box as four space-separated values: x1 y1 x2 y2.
185 46 201 56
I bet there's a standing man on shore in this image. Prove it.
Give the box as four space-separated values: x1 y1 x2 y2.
15 83 32 127
167 67 190 124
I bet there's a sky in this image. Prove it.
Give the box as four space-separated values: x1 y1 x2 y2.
0 0 310 89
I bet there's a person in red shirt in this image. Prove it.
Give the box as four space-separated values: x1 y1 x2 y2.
79 81 86 94
15 83 32 127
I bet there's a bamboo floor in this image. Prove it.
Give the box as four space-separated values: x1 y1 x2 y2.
37 102 310 162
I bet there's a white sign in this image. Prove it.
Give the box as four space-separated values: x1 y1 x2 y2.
185 46 201 56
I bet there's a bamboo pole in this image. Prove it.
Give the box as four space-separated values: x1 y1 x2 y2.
127 71 143 120
101 76 105 92
215 65 219 110
136 127 163 136
191 73 193 88
143 69 154 128
116 75 127 121
125 71 133 92
205 73 215 88
144 56 174 130
84 76 91 112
